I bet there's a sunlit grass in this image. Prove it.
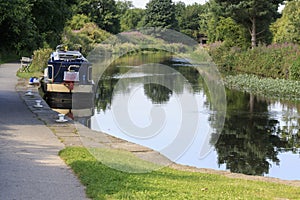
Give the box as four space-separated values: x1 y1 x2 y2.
59 147 300 200
87 147 163 173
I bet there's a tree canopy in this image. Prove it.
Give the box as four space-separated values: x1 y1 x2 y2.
120 8 145 31
0 1 38 54
75 0 120 34
271 0 300 44
0 0 72 55
144 0 177 29
215 0 283 47
176 3 204 40
1 0 299 58
30 0 72 48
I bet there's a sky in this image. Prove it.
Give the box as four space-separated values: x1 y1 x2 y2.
130 0 207 9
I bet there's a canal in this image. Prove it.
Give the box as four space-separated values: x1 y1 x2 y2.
75 52 300 180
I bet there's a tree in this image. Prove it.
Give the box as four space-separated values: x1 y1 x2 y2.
0 0 38 54
215 17 248 48
144 0 177 29
76 0 120 34
199 0 225 43
120 9 145 31
67 14 91 31
30 0 72 48
0 0 78 55
62 22 111 56
174 1 186 27
116 0 133 15
271 0 300 44
176 3 204 40
215 0 283 48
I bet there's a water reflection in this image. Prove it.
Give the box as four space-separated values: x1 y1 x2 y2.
216 91 287 176
92 53 300 180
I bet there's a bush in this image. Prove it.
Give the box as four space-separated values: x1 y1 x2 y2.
67 14 91 30
29 48 53 73
62 22 111 56
290 56 300 80
209 43 300 79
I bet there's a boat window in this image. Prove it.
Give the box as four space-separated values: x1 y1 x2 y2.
48 65 54 82
88 66 92 82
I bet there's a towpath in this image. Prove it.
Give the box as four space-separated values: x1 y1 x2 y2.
0 63 88 200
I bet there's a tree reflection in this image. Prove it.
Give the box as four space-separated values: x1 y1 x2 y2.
277 102 300 153
95 52 203 111
214 90 288 175
144 83 172 104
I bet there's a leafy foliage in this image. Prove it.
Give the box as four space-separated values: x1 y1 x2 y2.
120 8 145 31
62 22 111 56
215 0 283 47
199 0 224 43
290 56 300 81
0 0 37 55
0 0 73 56
116 0 133 15
144 0 177 29
75 0 120 34
30 0 72 48
66 14 91 30
176 3 204 40
29 48 53 73
214 17 248 48
271 0 300 44
210 43 300 79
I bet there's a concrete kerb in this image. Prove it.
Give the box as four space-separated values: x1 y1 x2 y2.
16 79 82 147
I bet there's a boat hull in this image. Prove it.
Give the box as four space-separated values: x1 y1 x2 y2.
39 81 94 109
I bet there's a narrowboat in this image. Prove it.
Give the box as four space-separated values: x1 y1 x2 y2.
40 45 94 109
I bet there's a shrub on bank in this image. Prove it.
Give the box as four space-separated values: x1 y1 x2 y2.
62 22 111 56
209 43 300 80
290 56 300 80
29 48 53 73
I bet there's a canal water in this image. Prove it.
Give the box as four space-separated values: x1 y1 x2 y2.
84 53 300 180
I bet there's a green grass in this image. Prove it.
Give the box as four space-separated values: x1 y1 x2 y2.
87 148 163 173
59 147 300 200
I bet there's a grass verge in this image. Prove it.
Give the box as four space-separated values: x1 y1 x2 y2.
59 147 300 200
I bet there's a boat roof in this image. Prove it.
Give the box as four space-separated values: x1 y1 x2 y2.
50 50 87 62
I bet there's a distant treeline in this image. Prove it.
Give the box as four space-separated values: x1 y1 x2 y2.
1 0 300 77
